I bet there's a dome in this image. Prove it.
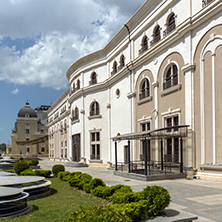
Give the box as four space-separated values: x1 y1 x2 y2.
18 102 37 118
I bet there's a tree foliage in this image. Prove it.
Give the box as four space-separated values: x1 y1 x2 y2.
0 143 6 152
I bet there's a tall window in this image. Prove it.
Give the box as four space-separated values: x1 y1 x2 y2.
140 122 151 161
111 61 118 75
91 132 100 160
164 13 175 37
139 78 150 100
76 79 80 90
119 55 125 70
139 35 148 54
26 129 29 134
90 101 99 116
163 64 178 90
60 123 63 134
90 72 97 85
165 116 179 162
150 25 161 47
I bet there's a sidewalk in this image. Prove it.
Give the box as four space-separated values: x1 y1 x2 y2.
39 158 222 221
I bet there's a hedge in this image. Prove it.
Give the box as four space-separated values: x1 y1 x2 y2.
20 169 52 178
58 171 70 181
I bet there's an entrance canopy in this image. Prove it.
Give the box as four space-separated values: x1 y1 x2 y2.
112 125 189 141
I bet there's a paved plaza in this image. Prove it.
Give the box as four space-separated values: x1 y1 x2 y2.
39 158 222 221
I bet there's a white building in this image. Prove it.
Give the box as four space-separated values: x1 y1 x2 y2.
48 0 222 180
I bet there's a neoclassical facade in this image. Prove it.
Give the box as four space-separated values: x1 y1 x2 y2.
48 0 222 180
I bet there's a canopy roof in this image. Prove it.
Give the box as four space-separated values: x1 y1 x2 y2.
112 125 189 141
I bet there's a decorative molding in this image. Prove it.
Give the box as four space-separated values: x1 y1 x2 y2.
152 81 159 87
88 115 102 120
138 116 152 123
161 108 181 117
160 84 181 96
181 64 196 73
127 91 136 99
106 103 111 109
89 128 102 132
71 119 80 125
80 109 85 114
137 96 152 105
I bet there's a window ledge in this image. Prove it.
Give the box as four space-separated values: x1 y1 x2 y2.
160 84 181 96
88 115 102 120
89 159 102 164
71 119 80 125
137 96 152 105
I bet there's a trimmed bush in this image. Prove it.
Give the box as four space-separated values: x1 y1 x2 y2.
35 170 51 178
14 161 30 175
89 178 106 192
91 186 106 197
3 170 14 173
20 169 36 176
10 157 15 159
77 173 93 190
68 172 83 187
52 164 65 177
58 171 70 181
109 191 140 204
66 205 133 222
19 157 24 161
83 183 91 193
30 159 39 166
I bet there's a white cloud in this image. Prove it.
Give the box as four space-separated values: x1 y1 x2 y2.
11 88 19 94
0 0 145 90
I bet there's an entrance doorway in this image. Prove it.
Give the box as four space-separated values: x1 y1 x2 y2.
72 134 81 162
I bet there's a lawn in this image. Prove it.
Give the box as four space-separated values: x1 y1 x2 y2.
2 178 108 222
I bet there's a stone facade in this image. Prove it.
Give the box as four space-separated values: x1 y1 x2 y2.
48 0 222 180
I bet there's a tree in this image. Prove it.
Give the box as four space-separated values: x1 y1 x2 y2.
0 143 6 152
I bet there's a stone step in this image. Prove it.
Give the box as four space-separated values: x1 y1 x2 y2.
64 161 88 167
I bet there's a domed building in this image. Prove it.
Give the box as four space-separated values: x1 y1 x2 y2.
11 102 50 156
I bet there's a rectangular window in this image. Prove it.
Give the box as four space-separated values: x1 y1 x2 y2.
26 138 29 141
26 129 29 134
27 147 30 152
141 122 150 131
91 132 100 160
41 147 45 152
41 129 44 134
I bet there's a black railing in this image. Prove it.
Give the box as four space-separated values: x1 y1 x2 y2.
90 109 99 116
139 45 148 55
202 0 213 7
150 35 161 47
164 154 179 163
111 69 117 75
89 79 97 85
163 23 176 37
139 90 150 100
163 76 178 90
71 115 78 121
90 154 100 160
140 154 150 161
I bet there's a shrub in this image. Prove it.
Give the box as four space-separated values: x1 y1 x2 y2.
35 170 52 178
88 178 106 192
20 168 36 176
91 186 106 197
14 161 30 175
52 164 65 177
83 183 91 193
58 171 70 181
77 173 93 190
19 157 24 161
3 170 14 173
66 205 133 222
30 159 39 166
109 191 140 204
0 157 3 159
10 156 15 159
68 172 83 187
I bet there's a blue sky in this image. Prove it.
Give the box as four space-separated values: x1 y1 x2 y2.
0 0 145 144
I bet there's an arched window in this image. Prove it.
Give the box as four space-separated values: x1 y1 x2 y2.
64 121 67 133
60 123 63 134
71 107 79 121
111 61 118 75
119 55 125 69
150 25 161 47
76 79 80 90
139 35 148 54
163 64 178 90
139 78 150 100
73 83 75 92
90 72 97 85
164 13 175 37
90 101 99 116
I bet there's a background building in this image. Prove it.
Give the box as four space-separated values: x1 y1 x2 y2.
48 0 222 180
11 102 50 156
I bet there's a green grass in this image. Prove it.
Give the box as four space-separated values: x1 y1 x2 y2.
2 178 108 222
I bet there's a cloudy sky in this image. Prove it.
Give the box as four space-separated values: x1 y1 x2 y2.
0 0 145 145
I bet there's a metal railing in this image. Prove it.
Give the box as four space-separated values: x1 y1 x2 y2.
163 23 175 37
139 44 148 55
90 154 100 160
116 160 182 175
139 90 150 100
202 0 213 7
164 154 179 163
163 76 178 90
150 35 161 47
89 78 97 85
90 109 99 116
